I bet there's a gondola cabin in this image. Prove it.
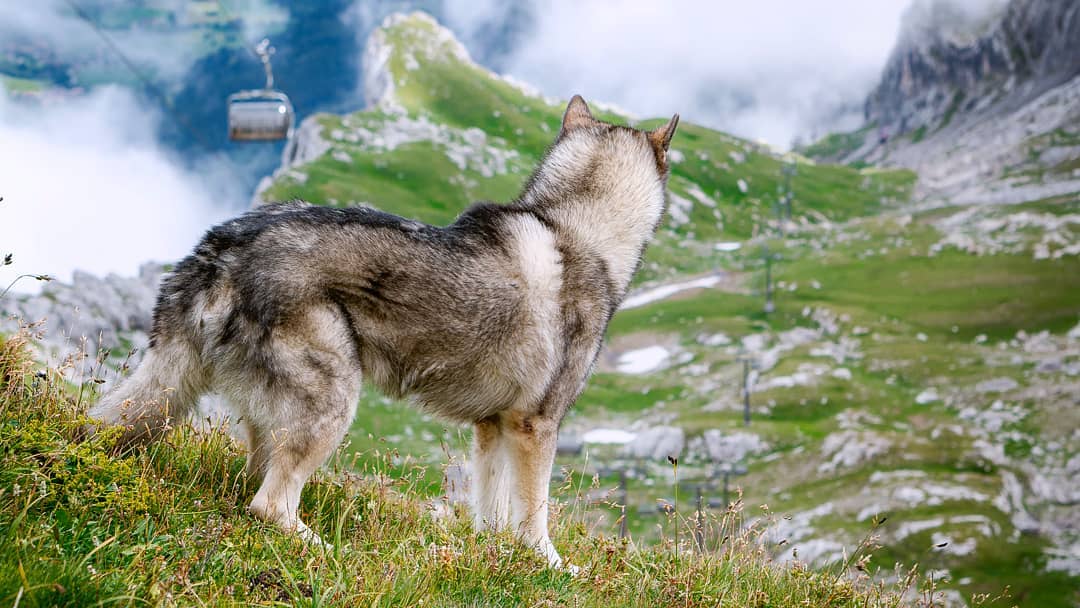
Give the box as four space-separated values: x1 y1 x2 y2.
227 90 294 141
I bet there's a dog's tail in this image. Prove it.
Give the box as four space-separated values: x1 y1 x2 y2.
88 338 207 449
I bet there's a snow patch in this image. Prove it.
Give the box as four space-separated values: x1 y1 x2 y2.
582 428 636 445
621 275 723 310
915 388 940 404
616 346 671 374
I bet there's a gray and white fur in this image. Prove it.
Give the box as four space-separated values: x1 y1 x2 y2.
90 96 679 568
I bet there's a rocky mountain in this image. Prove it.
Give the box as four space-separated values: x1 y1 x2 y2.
0 263 162 379
3 10 1079 607
866 0 1078 134
804 0 1080 205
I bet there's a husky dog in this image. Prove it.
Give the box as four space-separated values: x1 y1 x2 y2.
91 95 678 568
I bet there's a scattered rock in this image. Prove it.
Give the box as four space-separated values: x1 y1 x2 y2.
894 518 944 540
697 332 731 346
818 431 889 473
700 430 767 463
975 377 1020 393
1067 322 1080 341
622 426 685 461
1 262 164 371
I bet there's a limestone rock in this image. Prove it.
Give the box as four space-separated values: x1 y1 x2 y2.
622 426 685 461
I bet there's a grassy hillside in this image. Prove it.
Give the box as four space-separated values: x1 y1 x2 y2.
1 332 935 607
262 13 914 287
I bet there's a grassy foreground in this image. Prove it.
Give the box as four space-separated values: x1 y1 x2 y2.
0 332 959 607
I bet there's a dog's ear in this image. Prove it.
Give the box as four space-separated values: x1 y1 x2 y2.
560 95 595 134
648 114 680 152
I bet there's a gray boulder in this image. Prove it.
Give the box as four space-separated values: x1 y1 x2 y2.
701 430 768 463
622 426 684 461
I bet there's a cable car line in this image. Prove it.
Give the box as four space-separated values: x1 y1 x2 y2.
59 0 219 153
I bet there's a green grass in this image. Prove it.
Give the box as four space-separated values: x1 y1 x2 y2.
910 125 928 143
526 205 1077 606
939 91 966 131
797 126 873 161
11 11 1080 607
0 332 933 607
778 238 1080 341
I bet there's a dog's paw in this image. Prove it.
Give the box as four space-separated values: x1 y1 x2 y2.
296 523 332 550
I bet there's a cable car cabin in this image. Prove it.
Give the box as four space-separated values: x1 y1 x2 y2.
227 90 294 141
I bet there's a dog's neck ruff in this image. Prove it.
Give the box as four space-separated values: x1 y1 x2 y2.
520 131 666 292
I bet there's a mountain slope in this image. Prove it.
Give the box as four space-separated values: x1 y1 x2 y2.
0 331 924 608
257 12 914 285
249 12 1079 607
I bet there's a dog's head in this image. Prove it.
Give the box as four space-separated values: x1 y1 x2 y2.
555 95 679 181
533 96 680 285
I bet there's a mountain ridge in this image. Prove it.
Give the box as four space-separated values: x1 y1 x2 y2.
803 0 1080 205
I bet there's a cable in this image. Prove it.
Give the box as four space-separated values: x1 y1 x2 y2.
60 0 262 189
61 0 219 153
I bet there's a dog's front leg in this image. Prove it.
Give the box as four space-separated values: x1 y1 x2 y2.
502 411 562 568
491 313 603 572
471 415 512 531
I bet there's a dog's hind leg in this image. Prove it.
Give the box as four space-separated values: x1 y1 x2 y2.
244 313 362 546
471 416 513 531
89 339 207 450
502 411 562 568
245 385 357 546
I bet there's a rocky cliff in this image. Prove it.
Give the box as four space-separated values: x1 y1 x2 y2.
0 263 163 383
866 0 1079 135
816 0 1080 204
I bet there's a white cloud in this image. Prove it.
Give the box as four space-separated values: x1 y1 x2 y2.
449 0 915 147
0 85 238 290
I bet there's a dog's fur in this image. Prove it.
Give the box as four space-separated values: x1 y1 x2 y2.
90 96 678 567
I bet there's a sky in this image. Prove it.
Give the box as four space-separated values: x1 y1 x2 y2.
446 0 914 147
1 0 976 290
